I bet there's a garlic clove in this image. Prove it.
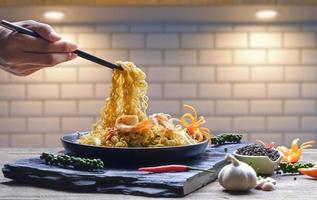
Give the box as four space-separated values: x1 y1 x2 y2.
261 182 275 191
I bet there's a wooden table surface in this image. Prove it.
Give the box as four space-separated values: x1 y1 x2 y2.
1 148 317 200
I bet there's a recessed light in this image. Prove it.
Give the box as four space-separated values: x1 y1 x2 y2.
255 10 278 20
43 11 65 21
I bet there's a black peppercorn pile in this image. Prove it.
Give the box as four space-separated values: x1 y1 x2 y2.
236 144 280 161
40 152 104 171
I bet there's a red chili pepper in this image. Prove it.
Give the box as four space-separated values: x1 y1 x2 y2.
138 165 214 173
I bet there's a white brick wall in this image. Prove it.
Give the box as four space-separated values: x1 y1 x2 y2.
1 23 317 147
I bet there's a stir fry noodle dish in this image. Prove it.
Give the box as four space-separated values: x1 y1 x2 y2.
79 61 211 148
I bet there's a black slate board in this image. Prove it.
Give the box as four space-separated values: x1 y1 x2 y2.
2 143 246 197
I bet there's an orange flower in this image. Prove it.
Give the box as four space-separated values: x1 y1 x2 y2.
180 104 211 142
277 139 315 164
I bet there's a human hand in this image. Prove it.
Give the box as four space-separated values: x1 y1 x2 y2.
0 20 77 76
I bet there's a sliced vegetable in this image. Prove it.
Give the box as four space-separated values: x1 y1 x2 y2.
277 139 315 163
298 167 317 178
138 164 214 173
180 104 211 142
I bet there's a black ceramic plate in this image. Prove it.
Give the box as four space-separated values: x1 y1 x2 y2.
61 132 209 166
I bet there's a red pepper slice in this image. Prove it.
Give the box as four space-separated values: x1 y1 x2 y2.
105 133 113 141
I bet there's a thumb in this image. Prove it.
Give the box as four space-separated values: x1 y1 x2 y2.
20 20 61 42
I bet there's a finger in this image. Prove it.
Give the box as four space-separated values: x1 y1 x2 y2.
16 20 61 42
18 52 77 67
21 37 77 53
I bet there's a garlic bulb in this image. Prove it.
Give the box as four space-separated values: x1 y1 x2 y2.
218 154 257 191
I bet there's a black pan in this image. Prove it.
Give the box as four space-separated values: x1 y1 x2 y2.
61 132 209 166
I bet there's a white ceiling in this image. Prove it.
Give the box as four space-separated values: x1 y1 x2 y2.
1 6 317 24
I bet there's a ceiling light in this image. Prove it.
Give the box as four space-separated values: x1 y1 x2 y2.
255 10 278 20
43 11 65 21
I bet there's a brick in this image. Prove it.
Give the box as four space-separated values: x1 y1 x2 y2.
215 33 248 48
233 117 266 132
199 84 231 98
44 101 77 116
0 85 25 100
216 100 248 115
62 25 94 33
250 133 283 146
250 100 283 115
302 25 317 31
147 34 179 48
78 100 104 115
27 84 59 99
165 25 197 32
60 33 77 43
234 50 266 64
62 117 94 132
0 134 9 147
45 67 77 82
183 67 215 82
165 50 197 65
302 117 317 131
267 25 300 32
250 33 282 48
130 50 162 65
96 24 129 32
78 33 110 48
0 70 9 83
0 101 8 116
147 84 163 99
95 84 111 99
268 50 300 64
112 33 144 48
303 50 317 64
251 66 283 81
11 134 43 147
147 67 180 82
233 84 266 98
204 117 232 132
233 25 266 32
148 100 180 116
131 24 163 32
200 50 232 65
164 84 197 98
96 50 129 62
284 133 316 147
285 67 317 81
78 67 112 82
44 133 63 147
199 25 232 32
181 33 214 48
11 101 42 116
285 100 316 115
284 33 315 48
268 83 300 98
61 84 93 99
217 66 249 82
181 100 215 115
0 118 26 133
267 117 299 131
10 71 44 83
28 117 60 133
302 83 317 97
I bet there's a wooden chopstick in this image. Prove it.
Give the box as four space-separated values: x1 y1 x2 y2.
0 20 123 70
